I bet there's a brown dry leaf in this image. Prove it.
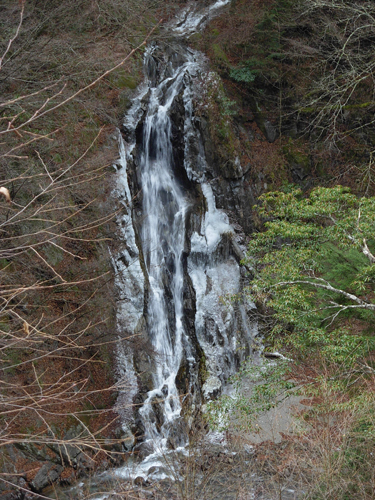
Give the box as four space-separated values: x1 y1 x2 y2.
0 186 11 203
23 321 30 336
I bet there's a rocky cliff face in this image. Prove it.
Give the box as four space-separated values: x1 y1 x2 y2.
112 29 258 466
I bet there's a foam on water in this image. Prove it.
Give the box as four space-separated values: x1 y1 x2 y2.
173 0 231 35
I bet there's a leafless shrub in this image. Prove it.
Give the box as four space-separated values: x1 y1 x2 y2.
0 0 161 496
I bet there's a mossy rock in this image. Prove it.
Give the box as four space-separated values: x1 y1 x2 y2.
0 258 10 270
283 140 311 182
211 43 230 68
15 441 55 463
176 358 188 392
118 90 136 115
43 244 64 267
199 353 209 385
110 71 139 90
314 159 327 179
189 32 202 45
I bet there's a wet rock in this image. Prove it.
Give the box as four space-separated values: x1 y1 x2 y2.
113 425 135 452
76 452 95 472
210 176 255 234
134 476 148 487
176 357 189 393
149 396 165 431
44 425 85 467
165 418 188 449
133 348 154 392
264 120 278 143
0 492 22 500
202 375 222 399
30 463 63 492
116 32 255 461
133 393 147 439
147 465 171 479
133 441 154 460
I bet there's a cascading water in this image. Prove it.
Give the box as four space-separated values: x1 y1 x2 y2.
112 0 258 480
136 56 190 455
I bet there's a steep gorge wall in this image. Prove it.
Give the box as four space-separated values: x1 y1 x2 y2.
113 33 257 461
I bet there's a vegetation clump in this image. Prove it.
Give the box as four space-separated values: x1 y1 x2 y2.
209 185 375 498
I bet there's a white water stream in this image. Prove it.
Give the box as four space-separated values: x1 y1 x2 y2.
114 45 202 481
135 54 190 453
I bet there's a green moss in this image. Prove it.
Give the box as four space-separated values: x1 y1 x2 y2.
43 244 64 267
53 153 63 164
118 92 131 113
212 43 229 67
0 259 10 270
3 349 22 375
110 70 139 90
189 32 202 45
199 353 209 385
199 72 238 159
283 140 310 175
99 345 116 382
345 101 375 110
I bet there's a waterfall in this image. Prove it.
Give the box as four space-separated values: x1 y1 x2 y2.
136 54 191 455
113 0 257 480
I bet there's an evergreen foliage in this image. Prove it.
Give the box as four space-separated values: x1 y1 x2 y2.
244 185 375 364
